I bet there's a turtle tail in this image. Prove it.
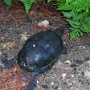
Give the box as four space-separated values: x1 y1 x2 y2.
54 24 70 37
28 73 37 90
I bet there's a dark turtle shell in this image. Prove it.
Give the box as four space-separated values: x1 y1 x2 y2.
17 30 63 73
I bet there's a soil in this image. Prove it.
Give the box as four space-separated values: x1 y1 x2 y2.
0 1 90 90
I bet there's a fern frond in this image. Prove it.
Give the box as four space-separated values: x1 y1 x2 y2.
4 0 12 6
56 0 90 13
20 0 36 13
81 17 90 32
56 0 90 39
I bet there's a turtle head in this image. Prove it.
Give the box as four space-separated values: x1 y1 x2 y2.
54 24 70 37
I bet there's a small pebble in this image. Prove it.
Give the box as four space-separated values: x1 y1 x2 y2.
57 61 63 68
84 70 90 79
20 33 28 42
80 45 86 49
82 46 85 49
71 74 74 78
38 20 49 27
37 80 39 84
50 82 54 86
63 41 66 45
58 64 73 73
61 73 67 79
50 74 54 79
58 87 61 90
65 60 71 65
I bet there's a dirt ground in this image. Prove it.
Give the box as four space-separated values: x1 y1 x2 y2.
0 1 90 90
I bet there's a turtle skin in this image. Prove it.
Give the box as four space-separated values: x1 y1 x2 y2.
17 30 63 74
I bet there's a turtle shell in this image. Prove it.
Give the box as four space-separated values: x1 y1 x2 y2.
17 30 63 73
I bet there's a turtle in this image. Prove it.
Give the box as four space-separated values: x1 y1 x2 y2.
1 24 69 90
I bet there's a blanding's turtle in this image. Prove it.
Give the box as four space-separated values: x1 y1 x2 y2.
1 24 69 90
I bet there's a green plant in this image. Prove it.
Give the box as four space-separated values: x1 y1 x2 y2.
3 0 51 13
20 0 36 13
3 0 36 13
3 0 90 39
47 0 52 3
56 0 90 39
3 0 12 6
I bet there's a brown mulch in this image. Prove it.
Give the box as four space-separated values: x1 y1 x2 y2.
0 0 64 23
0 63 31 90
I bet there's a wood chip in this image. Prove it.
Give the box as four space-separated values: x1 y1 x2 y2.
3 42 15 49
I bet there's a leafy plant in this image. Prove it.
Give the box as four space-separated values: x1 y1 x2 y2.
47 0 52 3
20 0 53 12
56 0 90 39
3 0 36 13
3 0 90 39
20 0 36 13
3 0 52 12
3 0 12 6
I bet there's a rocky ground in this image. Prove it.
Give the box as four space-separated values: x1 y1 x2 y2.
0 1 90 90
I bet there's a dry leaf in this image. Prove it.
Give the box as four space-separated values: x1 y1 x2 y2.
3 42 15 49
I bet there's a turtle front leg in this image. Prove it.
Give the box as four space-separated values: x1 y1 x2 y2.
1 53 17 69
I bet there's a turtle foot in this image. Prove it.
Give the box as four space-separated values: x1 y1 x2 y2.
1 53 17 69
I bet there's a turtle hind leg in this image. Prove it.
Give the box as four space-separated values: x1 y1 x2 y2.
1 53 17 69
28 73 37 90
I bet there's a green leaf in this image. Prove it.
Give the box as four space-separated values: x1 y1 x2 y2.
62 11 75 18
70 27 83 39
70 32 78 39
4 0 12 6
56 0 90 39
20 0 36 13
47 0 52 3
67 20 80 26
66 0 73 4
80 17 90 32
